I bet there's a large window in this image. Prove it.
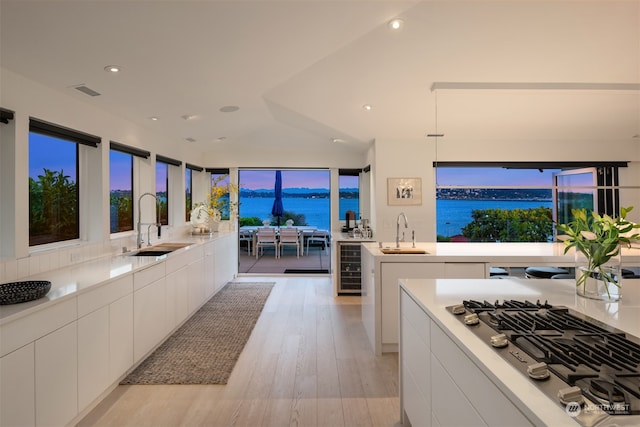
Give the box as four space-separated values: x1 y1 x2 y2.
156 160 169 225
110 149 133 233
28 119 99 246
339 169 360 225
435 163 624 242
29 133 78 245
210 171 231 220
185 167 192 222
238 169 330 229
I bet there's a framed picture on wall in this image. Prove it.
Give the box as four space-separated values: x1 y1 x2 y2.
387 177 422 206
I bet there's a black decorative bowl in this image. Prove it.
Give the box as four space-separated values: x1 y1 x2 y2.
0 280 52 305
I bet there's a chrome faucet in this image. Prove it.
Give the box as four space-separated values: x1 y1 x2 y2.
137 192 159 248
396 212 409 248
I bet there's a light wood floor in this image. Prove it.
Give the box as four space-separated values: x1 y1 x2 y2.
78 277 401 427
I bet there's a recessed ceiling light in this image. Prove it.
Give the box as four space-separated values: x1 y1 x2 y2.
181 114 197 121
149 117 159 121
362 104 372 111
104 65 121 73
219 106 239 113
332 138 346 143
185 137 196 143
388 18 404 31
215 136 227 142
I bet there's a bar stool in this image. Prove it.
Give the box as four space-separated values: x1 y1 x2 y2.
525 266 569 279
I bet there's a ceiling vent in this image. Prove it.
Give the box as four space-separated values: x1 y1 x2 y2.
73 85 101 97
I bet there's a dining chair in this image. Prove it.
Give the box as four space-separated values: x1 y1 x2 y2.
306 229 329 255
255 227 278 259
279 227 300 258
238 229 253 256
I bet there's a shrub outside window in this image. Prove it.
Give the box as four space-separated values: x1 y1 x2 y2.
110 149 134 233
28 132 79 246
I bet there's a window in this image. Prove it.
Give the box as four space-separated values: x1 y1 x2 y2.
156 160 169 225
339 169 360 224
210 171 231 220
185 167 192 222
28 118 100 246
184 163 204 222
237 169 330 228
110 149 133 233
435 162 626 242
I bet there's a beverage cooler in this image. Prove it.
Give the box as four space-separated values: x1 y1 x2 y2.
337 242 364 295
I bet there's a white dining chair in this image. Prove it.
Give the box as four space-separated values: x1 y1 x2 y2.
306 229 329 255
255 227 278 259
279 227 300 258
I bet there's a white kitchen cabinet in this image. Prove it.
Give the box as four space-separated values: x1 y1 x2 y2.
109 293 133 383
166 265 189 330
188 257 205 314
0 343 35 427
399 287 534 427
203 241 216 298
444 262 487 278
133 273 167 362
35 321 78 427
400 291 431 427
78 306 109 411
381 262 445 350
77 274 133 411
430 353 487 426
430 323 532 426
214 233 236 291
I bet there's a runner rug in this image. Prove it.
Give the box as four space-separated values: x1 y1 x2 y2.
120 281 275 385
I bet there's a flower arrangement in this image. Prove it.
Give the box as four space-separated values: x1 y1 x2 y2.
557 206 639 296
192 175 238 224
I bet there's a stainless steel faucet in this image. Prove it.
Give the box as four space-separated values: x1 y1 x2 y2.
137 192 159 248
396 212 409 248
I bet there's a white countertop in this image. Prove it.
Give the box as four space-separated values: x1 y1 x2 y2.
400 277 640 427
363 241 640 265
332 232 375 242
0 233 231 325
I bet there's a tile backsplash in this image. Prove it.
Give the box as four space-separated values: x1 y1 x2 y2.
0 225 189 284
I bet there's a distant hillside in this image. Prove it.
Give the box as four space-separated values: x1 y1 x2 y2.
437 188 552 201
241 187 358 198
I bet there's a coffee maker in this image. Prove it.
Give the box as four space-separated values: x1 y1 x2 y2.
343 210 356 231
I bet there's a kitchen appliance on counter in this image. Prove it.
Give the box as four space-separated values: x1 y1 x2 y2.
342 210 356 232
447 300 640 427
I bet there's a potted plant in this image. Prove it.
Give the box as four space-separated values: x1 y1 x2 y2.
557 206 640 301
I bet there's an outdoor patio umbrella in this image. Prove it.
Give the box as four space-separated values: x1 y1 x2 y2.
271 170 284 226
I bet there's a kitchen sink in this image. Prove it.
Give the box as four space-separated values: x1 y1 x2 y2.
129 242 191 256
379 247 428 254
131 249 173 257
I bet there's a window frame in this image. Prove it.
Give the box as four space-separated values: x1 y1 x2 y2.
433 161 628 242
28 118 100 247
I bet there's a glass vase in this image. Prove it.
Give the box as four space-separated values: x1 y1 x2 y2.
574 250 622 301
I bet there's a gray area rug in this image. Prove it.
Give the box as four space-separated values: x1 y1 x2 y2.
121 282 275 385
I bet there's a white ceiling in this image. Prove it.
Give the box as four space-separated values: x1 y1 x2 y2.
2 0 639 155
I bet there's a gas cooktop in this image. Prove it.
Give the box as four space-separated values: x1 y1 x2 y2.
447 300 640 427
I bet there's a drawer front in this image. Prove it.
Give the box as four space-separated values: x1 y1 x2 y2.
133 262 165 291
77 274 133 317
401 290 430 347
0 298 77 357
431 324 532 426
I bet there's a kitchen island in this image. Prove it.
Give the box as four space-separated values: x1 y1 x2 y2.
361 242 640 355
399 277 640 427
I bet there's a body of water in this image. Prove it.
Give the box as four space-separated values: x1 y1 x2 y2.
437 199 553 237
239 197 359 230
239 196 552 236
